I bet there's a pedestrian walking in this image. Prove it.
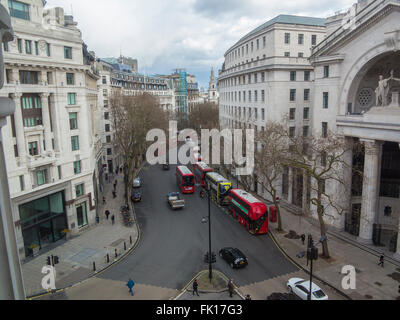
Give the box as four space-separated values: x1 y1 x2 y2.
115 167 119 175
96 216 100 224
103 196 106 205
105 210 110 220
111 215 115 225
228 279 235 298
378 253 385 268
245 294 252 300
112 190 117 199
192 279 199 297
301 234 306 246
126 278 135 296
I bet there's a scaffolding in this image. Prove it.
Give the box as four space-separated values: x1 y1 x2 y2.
174 69 188 117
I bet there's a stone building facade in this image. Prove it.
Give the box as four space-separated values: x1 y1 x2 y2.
0 0 99 258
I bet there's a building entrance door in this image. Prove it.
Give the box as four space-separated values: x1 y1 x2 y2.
39 220 53 248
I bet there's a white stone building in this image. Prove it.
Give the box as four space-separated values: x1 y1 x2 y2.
310 0 400 256
0 0 99 258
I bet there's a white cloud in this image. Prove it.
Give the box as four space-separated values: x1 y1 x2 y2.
45 0 356 87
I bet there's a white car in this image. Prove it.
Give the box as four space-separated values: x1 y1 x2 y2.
132 177 142 188
287 278 328 300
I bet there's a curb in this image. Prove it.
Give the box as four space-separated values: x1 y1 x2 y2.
27 168 144 300
268 229 352 300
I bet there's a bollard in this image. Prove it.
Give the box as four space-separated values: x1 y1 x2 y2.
130 236 132 245
93 262 96 272
107 254 110 263
124 242 127 251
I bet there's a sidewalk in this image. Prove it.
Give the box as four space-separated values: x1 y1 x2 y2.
269 207 400 300
22 172 139 298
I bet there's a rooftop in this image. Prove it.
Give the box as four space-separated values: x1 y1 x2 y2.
229 14 326 53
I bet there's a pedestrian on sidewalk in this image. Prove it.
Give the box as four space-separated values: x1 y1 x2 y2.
192 279 199 297
245 294 252 300
105 210 110 220
112 190 117 199
378 253 385 268
228 279 235 298
103 196 106 205
111 215 115 225
126 278 135 296
115 167 119 175
301 234 306 246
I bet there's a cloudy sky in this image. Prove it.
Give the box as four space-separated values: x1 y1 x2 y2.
46 0 356 89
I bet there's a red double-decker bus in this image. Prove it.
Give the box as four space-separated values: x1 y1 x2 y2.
176 166 195 194
193 162 213 187
228 189 271 235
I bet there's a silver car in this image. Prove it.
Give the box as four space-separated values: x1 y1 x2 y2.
133 177 142 188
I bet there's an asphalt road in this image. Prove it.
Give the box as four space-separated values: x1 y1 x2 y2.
98 161 297 290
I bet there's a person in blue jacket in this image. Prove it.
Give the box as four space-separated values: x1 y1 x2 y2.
126 278 135 296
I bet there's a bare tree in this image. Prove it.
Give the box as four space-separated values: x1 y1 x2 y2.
188 102 220 135
278 122 361 258
110 92 168 203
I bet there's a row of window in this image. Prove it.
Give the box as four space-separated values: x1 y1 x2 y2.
223 89 267 103
226 33 318 64
114 73 165 84
223 105 266 121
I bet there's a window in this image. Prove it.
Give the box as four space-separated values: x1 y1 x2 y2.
14 144 18 157
107 148 112 155
20 71 38 84
322 122 328 138
36 169 47 186
251 42 253 52
34 41 38 55
73 161 81 174
304 89 310 101
64 46 72 59
106 135 111 143
17 38 22 53
46 43 51 57
104 112 109 120
58 166 62 180
263 36 266 48
304 71 310 81
303 126 309 137
8 0 30 20
67 93 76 105
76 202 88 228
104 100 108 108
262 108 265 121
256 39 259 50
69 112 78 130
312 34 317 46
24 117 42 127
22 96 41 109
284 52 290 57
298 52 304 58
290 89 296 102
303 107 309 120
323 65 329 78
66 73 75 85
321 151 327 167
298 34 304 45
254 90 258 102
323 92 329 109
76 184 84 197
254 73 257 83
103 89 108 97
19 175 25 191
284 33 290 44
28 141 38 156
102 76 107 84
261 72 265 82
25 40 32 54
290 71 296 81
105 124 110 132
261 90 265 102
3 42 9 52
289 108 296 120
289 127 295 138
248 91 251 102
71 136 79 151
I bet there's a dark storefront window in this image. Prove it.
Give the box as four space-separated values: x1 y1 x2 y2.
20 192 67 257
76 202 88 228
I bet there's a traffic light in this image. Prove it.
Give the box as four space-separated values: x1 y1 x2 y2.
211 252 216 263
46 256 51 266
204 253 209 264
53 256 59 265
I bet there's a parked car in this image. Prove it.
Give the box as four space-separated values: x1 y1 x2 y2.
286 278 329 300
219 247 248 269
163 162 170 170
131 191 142 203
133 177 142 188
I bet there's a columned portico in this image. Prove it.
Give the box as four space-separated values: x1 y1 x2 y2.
358 139 383 243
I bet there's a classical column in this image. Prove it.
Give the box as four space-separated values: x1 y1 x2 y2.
10 93 26 165
358 140 382 243
339 137 354 231
40 93 52 154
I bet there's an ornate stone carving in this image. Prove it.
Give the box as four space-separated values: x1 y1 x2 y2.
375 70 400 107
384 30 399 52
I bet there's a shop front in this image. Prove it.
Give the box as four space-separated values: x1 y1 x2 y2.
20 191 68 257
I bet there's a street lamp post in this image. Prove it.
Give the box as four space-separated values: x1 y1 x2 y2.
207 181 212 281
